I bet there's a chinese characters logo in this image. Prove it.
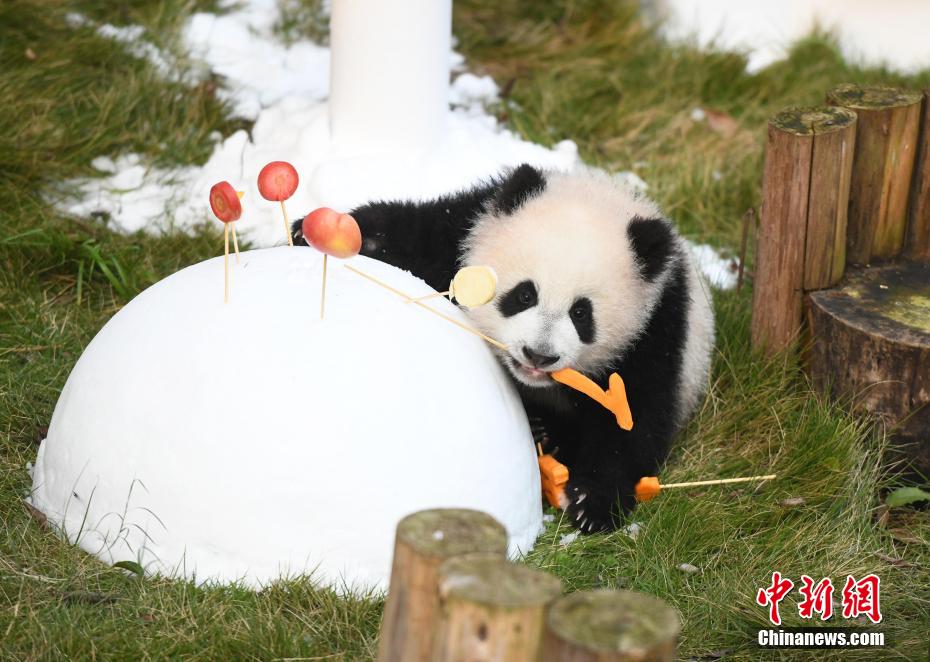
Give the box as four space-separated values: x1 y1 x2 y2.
756 573 882 625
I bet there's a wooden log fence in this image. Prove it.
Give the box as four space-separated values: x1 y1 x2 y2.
377 510 681 661
751 106 857 354
826 84 923 264
751 83 930 479
378 509 508 661
907 88 930 260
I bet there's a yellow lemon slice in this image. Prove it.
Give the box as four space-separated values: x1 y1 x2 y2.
450 266 497 307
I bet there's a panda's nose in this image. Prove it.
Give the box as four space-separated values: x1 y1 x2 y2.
522 346 560 368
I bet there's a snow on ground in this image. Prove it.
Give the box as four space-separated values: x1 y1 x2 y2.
655 0 930 74
689 243 737 290
54 0 736 289
52 0 575 248
182 2 331 120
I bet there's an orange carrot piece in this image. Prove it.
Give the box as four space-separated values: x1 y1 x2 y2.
551 368 633 430
635 476 661 502
538 454 569 508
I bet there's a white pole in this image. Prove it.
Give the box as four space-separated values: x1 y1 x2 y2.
328 0 453 155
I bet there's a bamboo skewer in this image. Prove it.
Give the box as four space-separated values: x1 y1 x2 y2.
662 474 776 490
231 190 244 264
280 200 294 246
231 222 240 264
320 254 328 320
209 182 242 303
408 290 450 303
637 473 776 502
344 264 508 350
224 224 230 304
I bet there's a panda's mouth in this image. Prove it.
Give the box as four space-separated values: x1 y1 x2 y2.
509 357 556 384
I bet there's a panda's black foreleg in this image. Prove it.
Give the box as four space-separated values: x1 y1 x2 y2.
291 201 456 290
291 186 497 292
524 404 580 466
561 411 673 533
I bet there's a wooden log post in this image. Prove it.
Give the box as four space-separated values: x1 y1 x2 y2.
751 106 857 355
540 589 680 662
432 553 563 661
827 84 923 264
907 88 930 260
377 509 508 662
806 262 930 480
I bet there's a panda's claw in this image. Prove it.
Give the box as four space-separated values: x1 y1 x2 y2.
563 477 621 534
531 422 560 456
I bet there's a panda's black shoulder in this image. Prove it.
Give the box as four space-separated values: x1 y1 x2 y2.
439 163 549 221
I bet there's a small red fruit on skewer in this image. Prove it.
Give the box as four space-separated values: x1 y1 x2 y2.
302 207 362 320
209 181 244 303
302 207 362 259
258 161 299 246
210 181 242 223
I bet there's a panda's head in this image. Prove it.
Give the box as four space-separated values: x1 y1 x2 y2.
462 164 678 388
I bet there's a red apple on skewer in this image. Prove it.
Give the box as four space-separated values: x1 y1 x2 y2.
302 207 362 258
258 161 299 246
302 207 362 320
209 181 244 303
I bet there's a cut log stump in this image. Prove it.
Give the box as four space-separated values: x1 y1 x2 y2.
540 589 680 661
827 84 923 264
377 509 508 662
907 88 930 260
752 106 857 355
433 553 563 661
807 261 930 479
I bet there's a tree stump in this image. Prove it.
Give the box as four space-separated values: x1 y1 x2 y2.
806 261 930 479
433 553 563 661
907 88 930 260
827 84 923 264
377 509 508 662
751 106 857 355
540 589 680 661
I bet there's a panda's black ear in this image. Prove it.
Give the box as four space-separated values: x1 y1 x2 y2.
494 164 546 215
627 216 674 282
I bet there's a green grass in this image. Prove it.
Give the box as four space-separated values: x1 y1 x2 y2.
1 0 929 659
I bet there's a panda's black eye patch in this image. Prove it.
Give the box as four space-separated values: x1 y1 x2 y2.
569 297 595 343
498 280 538 317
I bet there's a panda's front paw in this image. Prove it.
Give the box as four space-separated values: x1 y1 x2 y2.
563 478 623 534
530 417 558 456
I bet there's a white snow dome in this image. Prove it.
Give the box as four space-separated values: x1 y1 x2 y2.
29 247 541 591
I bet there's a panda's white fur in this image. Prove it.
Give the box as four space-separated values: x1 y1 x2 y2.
677 252 716 421
462 169 714 425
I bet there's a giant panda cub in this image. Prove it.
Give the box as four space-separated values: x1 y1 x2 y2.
293 164 715 533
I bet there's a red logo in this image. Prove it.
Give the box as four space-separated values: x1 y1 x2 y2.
757 573 882 625
756 572 794 625
798 576 834 620
841 574 882 624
